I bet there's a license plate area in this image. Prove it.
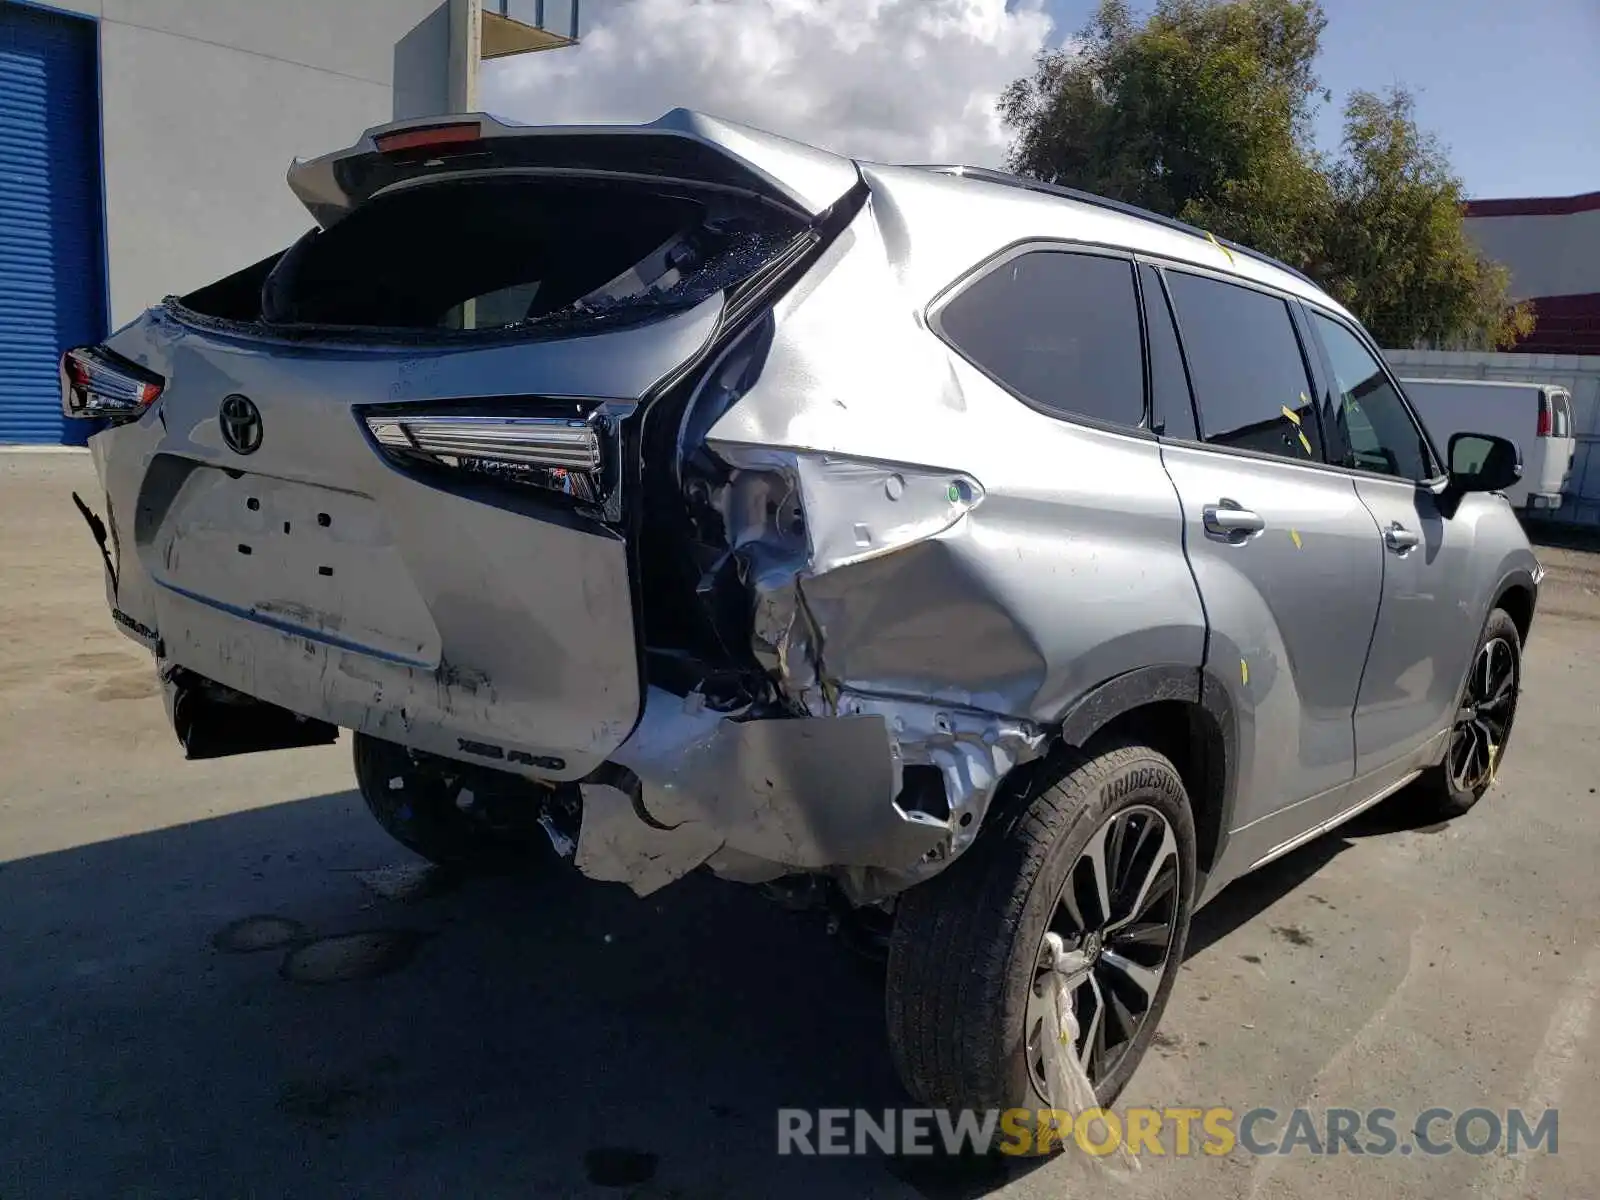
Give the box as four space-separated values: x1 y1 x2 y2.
152 468 441 666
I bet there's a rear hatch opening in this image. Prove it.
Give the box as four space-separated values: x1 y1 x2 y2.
162 170 830 702
170 174 808 344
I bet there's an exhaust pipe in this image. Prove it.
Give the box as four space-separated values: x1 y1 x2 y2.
165 668 340 760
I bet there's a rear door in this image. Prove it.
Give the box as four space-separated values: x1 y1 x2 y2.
1542 388 1577 500
1304 307 1480 774
1152 265 1385 831
1558 390 1578 493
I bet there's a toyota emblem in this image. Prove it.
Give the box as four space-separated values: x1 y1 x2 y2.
219 394 263 455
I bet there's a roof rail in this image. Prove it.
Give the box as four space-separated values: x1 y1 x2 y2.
913 164 1318 288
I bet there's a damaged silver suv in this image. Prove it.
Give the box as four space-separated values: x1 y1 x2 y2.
68 110 1540 1115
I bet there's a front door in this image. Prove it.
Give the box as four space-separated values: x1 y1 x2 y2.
1153 266 1385 831
1304 309 1481 774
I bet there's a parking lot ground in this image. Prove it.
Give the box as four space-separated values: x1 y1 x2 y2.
2 450 1598 1199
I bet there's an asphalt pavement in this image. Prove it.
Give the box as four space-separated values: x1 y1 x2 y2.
3 451 1597 1199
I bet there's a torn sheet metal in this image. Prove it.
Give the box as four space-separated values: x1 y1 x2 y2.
823 690 1046 901
575 779 723 895
572 684 1044 903
582 180 1208 903
661 414 1047 901
779 451 984 577
574 686 950 897
698 444 987 707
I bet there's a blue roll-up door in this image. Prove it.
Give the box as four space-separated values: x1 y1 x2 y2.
0 4 106 445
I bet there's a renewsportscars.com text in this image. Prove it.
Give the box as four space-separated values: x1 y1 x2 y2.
777 1106 1559 1158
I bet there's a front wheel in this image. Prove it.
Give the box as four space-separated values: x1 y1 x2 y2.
885 741 1197 1119
1414 607 1522 819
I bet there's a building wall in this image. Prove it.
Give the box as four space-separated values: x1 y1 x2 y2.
41 0 456 324
1463 194 1600 357
1464 206 1600 301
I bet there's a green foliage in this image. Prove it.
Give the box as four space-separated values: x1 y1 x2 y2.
1000 0 1532 350
1317 89 1534 348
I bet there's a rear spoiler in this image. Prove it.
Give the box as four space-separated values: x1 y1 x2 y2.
287 108 861 228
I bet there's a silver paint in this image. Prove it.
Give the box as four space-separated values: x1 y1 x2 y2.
95 295 724 781
86 110 1539 906
1157 443 1386 828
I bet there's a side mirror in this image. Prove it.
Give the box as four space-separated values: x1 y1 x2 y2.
1448 432 1522 495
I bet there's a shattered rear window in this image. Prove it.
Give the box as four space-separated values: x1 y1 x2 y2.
258 176 802 335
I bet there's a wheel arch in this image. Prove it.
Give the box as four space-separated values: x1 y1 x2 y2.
1054 664 1238 877
1492 571 1537 646
1445 565 1538 713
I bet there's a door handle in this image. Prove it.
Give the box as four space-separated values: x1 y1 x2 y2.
1383 522 1419 553
1203 500 1266 540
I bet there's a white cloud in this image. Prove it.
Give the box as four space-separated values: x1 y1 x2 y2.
481 0 1054 167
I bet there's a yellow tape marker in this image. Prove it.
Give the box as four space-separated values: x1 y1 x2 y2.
1281 404 1302 426
1290 529 1302 549
1489 742 1501 787
1240 658 1250 686
1297 430 1313 455
1206 230 1235 265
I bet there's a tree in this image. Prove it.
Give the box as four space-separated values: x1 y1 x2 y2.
1318 89 1534 349
999 0 1532 350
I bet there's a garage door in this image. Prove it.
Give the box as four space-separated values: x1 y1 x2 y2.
0 4 105 445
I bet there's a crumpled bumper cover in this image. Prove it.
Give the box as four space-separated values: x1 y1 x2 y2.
573 686 1044 903
576 686 942 896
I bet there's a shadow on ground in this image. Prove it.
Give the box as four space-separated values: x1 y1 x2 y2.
0 776 1451 1198
0 789 909 1197
1526 520 1600 554
1186 776 1453 960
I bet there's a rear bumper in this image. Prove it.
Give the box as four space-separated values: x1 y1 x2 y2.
83 488 986 897
82 444 1035 897
84 410 1038 902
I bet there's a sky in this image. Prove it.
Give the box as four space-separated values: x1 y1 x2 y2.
482 0 1599 201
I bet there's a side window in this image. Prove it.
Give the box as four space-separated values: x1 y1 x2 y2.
1164 272 1320 462
1140 265 1198 441
938 250 1145 427
1309 312 1434 480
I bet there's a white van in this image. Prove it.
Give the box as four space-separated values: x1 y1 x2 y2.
1399 378 1577 512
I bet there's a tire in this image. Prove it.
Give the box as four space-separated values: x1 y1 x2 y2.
885 741 1197 1119
353 733 545 871
1413 607 1522 820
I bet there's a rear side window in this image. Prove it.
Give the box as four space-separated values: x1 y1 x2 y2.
1165 272 1320 462
938 250 1145 427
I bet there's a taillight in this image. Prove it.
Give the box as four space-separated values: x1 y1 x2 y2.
374 122 483 156
364 411 607 503
1537 397 1552 438
60 346 165 421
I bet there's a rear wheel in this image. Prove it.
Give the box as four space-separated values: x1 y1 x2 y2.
353 733 547 870
885 742 1197 1121
1414 608 1522 819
